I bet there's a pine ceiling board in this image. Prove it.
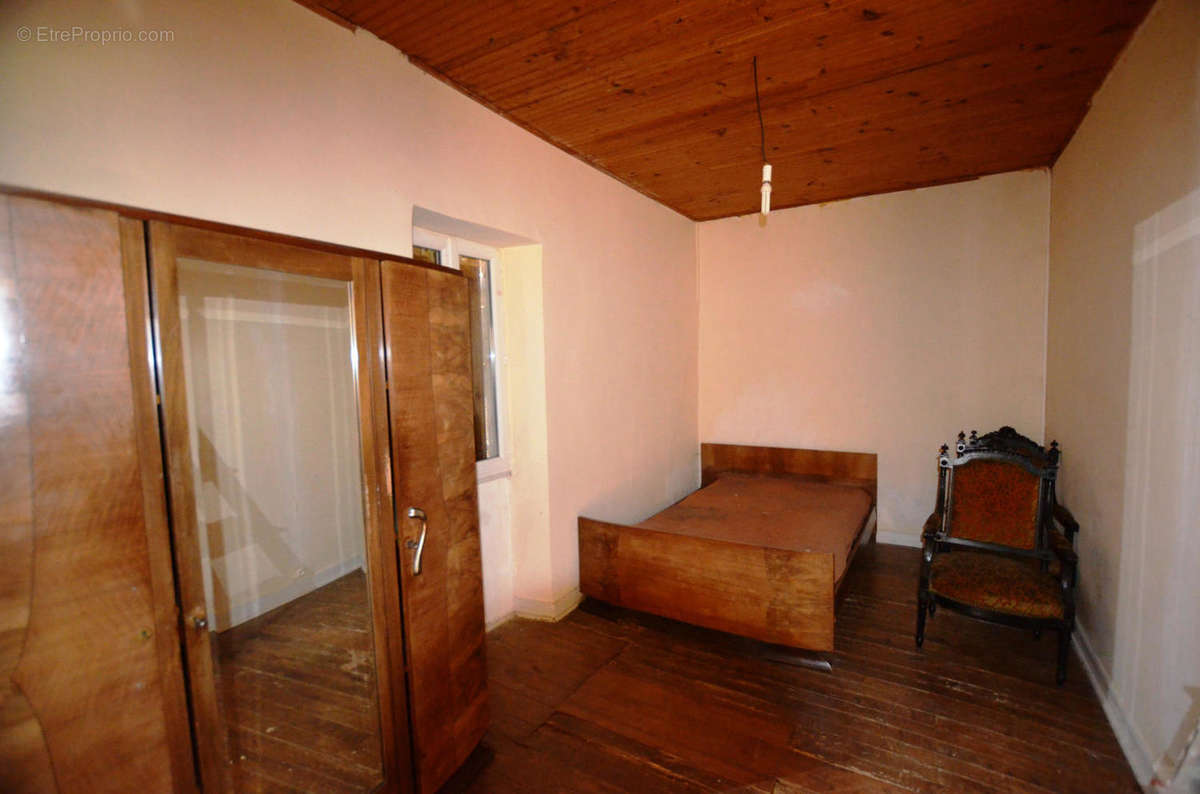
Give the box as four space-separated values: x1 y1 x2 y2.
443 2 777 106
304 0 1154 219
581 40 1113 164
590 65 1105 185
615 121 1068 209
614 120 1068 202
653 95 1079 189
518 4 1133 143
478 0 1030 116
608 73 1089 214
437 0 1136 121
351 1 611 69
680 120 1072 219
340 1 424 31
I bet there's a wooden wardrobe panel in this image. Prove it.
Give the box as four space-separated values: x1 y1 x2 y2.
171 224 352 280
146 220 235 794
354 257 415 794
0 196 55 794
119 218 197 793
381 261 488 794
0 197 174 792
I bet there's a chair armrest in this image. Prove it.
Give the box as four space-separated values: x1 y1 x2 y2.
1047 527 1078 588
1053 502 1079 541
919 512 941 581
921 513 940 551
1048 529 1077 564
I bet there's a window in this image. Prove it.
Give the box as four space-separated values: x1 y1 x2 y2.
412 228 505 476
412 244 440 266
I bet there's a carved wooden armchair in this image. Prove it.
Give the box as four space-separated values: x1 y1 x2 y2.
916 427 1080 684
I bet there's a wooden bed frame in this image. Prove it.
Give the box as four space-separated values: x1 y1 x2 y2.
578 443 877 651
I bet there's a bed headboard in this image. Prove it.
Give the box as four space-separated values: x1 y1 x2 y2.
700 442 877 504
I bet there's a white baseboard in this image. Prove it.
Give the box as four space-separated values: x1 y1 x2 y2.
220 554 364 631
513 587 583 622
1073 620 1155 787
485 612 517 633
877 530 922 548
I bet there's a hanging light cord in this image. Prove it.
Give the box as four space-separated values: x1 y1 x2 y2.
753 56 767 163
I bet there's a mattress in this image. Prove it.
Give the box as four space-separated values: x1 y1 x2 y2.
635 473 873 581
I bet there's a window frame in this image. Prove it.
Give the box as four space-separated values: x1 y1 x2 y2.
412 227 509 483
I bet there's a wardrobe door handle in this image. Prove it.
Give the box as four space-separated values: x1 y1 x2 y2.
405 507 427 576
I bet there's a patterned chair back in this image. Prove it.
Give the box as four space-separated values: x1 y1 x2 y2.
935 427 1059 554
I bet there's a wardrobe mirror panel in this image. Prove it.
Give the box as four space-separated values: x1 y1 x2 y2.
174 257 385 792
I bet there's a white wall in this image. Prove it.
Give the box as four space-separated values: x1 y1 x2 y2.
0 0 699 622
500 246 557 620
696 170 1050 540
1046 0 1200 782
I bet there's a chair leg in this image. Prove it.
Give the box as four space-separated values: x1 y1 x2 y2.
916 594 928 648
1056 629 1070 685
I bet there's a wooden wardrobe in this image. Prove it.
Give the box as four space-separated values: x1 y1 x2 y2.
0 193 488 794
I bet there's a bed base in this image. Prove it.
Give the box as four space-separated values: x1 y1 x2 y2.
578 443 877 652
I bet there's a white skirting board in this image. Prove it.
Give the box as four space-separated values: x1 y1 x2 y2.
220 554 364 632
1073 621 1155 786
486 588 583 632
484 613 517 633
877 529 922 548
513 587 584 623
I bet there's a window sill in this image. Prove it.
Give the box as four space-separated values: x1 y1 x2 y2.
476 457 512 484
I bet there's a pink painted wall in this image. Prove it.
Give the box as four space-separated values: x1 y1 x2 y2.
696 171 1050 541
0 0 699 613
1047 0 1200 780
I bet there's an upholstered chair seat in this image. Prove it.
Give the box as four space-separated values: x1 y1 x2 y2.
929 551 1064 620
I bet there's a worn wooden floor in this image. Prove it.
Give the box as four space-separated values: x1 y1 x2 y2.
215 570 385 793
464 543 1138 793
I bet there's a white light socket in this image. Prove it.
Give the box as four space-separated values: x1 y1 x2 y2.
760 163 773 216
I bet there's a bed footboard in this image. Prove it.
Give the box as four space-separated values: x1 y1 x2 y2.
578 517 836 650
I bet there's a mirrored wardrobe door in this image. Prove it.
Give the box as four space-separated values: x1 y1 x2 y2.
147 222 409 794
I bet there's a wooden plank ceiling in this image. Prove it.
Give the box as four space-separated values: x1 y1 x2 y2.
303 0 1153 220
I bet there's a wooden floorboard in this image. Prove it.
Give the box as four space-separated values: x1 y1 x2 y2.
214 570 386 793
464 543 1139 793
